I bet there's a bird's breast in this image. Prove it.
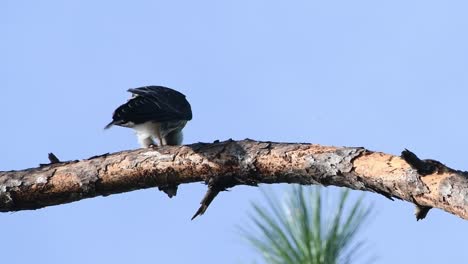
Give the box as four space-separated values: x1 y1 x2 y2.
132 121 161 137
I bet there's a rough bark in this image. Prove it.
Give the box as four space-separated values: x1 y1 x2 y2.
0 139 466 220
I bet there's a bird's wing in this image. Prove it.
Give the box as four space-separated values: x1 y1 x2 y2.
106 86 192 128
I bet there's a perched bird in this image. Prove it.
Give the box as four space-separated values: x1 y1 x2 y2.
105 86 192 148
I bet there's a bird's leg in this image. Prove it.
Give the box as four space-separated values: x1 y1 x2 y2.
155 125 165 147
160 137 167 146
137 133 155 148
141 137 155 148
149 138 163 149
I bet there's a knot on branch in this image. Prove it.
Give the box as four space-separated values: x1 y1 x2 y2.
191 174 258 220
39 152 61 167
401 149 449 220
401 149 436 176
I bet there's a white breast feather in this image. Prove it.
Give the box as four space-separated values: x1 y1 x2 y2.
133 121 159 137
133 121 160 147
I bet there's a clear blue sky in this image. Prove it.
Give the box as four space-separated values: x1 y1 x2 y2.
2 0 467 263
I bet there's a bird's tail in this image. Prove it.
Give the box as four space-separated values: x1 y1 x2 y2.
164 129 183 145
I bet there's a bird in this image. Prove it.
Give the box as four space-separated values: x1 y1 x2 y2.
105 86 192 148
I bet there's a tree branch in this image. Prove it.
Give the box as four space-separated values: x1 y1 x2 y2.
0 139 466 220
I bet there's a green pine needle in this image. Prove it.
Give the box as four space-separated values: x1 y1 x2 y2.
241 185 373 264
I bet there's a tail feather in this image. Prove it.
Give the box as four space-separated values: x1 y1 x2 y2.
164 130 183 145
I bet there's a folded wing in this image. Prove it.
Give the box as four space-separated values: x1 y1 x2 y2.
105 86 192 129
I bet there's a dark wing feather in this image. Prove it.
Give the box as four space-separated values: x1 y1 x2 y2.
105 86 192 128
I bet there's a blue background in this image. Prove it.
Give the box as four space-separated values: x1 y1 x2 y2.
2 1 467 263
